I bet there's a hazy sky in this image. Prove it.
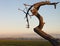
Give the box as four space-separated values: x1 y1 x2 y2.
0 0 60 36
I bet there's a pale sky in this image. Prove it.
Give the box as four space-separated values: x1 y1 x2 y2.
0 0 60 36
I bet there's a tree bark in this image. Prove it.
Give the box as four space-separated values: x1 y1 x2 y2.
34 13 60 46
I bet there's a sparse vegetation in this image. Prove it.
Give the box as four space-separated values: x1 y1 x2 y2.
0 39 52 46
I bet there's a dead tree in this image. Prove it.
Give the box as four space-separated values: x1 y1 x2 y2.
25 1 60 46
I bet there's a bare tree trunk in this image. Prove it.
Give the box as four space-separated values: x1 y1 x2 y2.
34 13 60 46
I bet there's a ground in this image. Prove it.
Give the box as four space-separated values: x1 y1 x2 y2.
0 39 53 46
